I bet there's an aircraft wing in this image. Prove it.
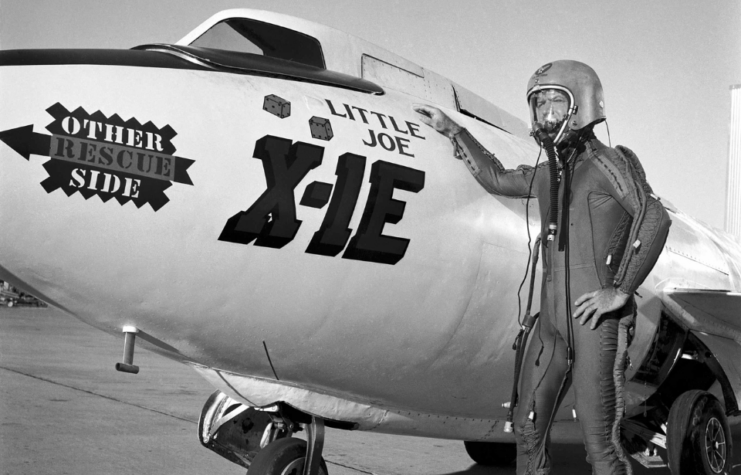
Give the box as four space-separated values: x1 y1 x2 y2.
659 288 741 340
658 287 741 411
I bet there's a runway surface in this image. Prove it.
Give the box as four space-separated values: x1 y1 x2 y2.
1 307 739 475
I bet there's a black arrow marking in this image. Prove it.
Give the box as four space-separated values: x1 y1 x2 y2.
0 125 51 160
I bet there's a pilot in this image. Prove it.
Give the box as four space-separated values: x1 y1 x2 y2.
414 60 671 475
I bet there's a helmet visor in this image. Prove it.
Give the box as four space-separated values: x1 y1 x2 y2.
529 88 571 138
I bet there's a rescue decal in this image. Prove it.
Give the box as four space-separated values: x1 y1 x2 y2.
325 99 425 157
219 134 425 265
0 103 195 211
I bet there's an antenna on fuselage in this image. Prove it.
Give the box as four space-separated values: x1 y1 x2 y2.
115 326 140 374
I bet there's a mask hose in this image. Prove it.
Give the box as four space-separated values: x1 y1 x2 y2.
532 124 559 242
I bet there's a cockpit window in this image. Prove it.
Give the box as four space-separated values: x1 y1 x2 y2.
189 19 325 69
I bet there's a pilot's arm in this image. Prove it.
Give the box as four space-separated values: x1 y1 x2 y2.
574 146 672 328
597 147 672 295
413 104 536 198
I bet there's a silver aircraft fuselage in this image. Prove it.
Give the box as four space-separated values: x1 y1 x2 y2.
1 9 739 442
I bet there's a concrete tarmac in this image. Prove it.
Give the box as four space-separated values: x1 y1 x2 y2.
1 307 739 475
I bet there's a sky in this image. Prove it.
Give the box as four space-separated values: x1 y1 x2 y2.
1 0 739 230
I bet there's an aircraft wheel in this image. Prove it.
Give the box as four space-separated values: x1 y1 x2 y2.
666 390 732 475
247 437 328 475
463 441 516 466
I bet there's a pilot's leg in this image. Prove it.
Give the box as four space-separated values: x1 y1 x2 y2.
572 312 634 475
514 314 570 475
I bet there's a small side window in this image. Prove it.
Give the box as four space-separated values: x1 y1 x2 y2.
190 19 325 69
453 85 503 129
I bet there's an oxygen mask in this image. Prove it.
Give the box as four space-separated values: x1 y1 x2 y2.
529 88 572 144
542 105 563 133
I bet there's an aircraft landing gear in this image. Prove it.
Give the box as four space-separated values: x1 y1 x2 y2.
248 416 328 475
247 436 329 475
666 390 732 475
198 391 329 475
463 441 517 466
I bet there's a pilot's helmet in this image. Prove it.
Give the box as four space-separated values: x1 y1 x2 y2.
526 60 605 144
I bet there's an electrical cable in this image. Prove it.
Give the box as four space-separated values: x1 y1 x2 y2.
541 132 584 437
562 155 575 369
505 236 541 432
560 135 583 369
506 126 560 432
506 126 583 434
506 144 543 432
515 148 543 326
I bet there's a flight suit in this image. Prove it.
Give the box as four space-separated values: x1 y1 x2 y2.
451 129 671 475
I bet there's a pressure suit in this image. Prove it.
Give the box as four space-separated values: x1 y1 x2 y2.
451 129 671 475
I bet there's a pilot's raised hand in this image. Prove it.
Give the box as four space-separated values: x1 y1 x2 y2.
572 287 630 330
413 104 462 138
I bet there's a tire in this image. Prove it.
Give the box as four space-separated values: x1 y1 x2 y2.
247 437 328 475
666 390 732 475
463 441 517 466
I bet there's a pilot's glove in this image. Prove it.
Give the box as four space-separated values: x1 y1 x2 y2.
413 104 462 138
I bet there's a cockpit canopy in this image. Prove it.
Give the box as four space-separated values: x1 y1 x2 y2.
187 18 326 70
174 9 529 139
